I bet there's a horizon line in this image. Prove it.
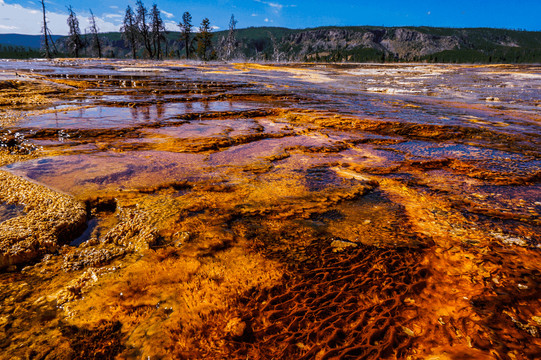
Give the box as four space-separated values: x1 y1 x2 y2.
2 24 540 37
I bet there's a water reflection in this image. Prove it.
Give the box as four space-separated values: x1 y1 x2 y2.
18 101 263 129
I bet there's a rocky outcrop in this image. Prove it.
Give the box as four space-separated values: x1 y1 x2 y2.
380 28 460 59
281 27 461 60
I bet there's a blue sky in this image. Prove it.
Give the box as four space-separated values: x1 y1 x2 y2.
1 0 540 35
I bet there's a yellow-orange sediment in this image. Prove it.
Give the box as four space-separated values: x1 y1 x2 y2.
0 61 539 359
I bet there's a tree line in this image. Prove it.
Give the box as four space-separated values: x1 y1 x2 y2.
0 45 42 59
119 2 218 61
27 2 541 63
39 0 108 58
39 0 238 61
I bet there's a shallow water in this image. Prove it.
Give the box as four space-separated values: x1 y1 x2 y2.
0 60 540 360
18 101 266 129
0 202 24 223
6 150 209 197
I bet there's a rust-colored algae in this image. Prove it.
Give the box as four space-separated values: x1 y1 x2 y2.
0 170 86 269
0 78 66 107
0 61 540 359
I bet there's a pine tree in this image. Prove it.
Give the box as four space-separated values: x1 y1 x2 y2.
196 18 213 61
88 9 102 58
121 6 138 59
178 12 192 59
135 0 153 58
66 6 83 58
150 4 166 60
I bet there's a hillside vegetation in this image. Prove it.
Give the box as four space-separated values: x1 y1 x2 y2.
1 26 541 63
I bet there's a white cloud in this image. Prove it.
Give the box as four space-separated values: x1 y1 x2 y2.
264 18 274 23
251 13 258 17
254 0 296 12
0 1 121 35
104 13 122 19
0 24 17 30
161 10 174 19
427 11 431 15
164 21 177 31
109 5 119 9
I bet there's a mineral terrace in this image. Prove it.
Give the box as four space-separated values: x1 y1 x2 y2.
0 59 540 359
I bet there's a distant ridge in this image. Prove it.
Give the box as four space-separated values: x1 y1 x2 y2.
0 34 63 49
1 26 541 63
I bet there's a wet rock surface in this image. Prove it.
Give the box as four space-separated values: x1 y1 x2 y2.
0 170 87 269
0 60 540 359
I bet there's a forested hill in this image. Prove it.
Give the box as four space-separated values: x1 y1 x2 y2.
0 34 63 59
2 26 541 63
221 26 541 63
